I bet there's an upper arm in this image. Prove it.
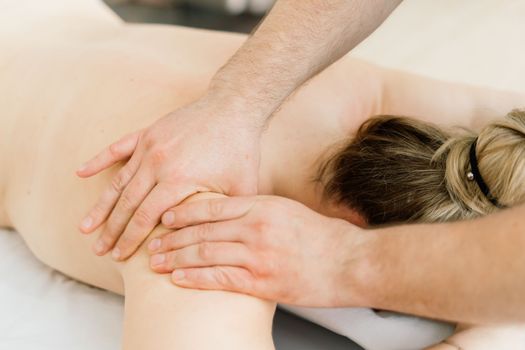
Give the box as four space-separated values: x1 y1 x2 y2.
380 68 525 128
119 192 276 350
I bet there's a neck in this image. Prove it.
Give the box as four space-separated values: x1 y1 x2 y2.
257 120 329 208
257 98 353 219
258 123 366 225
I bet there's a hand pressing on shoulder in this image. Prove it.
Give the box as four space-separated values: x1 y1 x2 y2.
76 95 262 261
147 195 369 307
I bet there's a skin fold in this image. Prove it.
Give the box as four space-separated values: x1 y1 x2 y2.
1 0 524 349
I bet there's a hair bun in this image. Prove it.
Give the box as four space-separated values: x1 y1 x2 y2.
441 109 525 215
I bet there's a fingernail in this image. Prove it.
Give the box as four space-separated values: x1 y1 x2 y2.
112 247 121 261
148 239 161 252
94 240 105 255
80 217 93 231
77 163 87 173
150 254 166 267
162 212 175 226
172 270 185 281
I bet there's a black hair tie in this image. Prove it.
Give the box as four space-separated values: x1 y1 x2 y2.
467 138 505 209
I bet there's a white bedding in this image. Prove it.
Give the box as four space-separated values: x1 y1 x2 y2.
1 1 524 349
0 230 123 350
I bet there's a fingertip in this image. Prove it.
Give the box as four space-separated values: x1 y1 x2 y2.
112 246 135 262
150 254 170 273
76 162 95 176
161 211 175 227
113 244 140 262
171 269 186 283
150 265 165 273
92 240 107 256
76 170 90 178
79 227 92 235
148 238 161 253
79 216 94 234
77 162 87 172
78 170 101 179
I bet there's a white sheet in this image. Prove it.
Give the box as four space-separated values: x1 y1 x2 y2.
353 0 525 92
1 0 525 349
0 230 123 350
0 229 453 350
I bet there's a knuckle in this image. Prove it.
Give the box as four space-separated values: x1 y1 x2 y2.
213 267 231 287
110 177 124 194
108 143 122 158
111 172 128 193
149 148 167 166
195 223 213 242
262 257 278 276
133 208 153 227
142 132 156 149
198 242 213 260
119 193 135 211
250 218 270 235
208 199 223 217
220 267 247 290
251 255 272 277
252 261 268 277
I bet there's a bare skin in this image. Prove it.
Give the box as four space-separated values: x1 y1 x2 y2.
1 1 524 349
78 0 403 262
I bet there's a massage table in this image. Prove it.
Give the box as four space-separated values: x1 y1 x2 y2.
1 0 524 349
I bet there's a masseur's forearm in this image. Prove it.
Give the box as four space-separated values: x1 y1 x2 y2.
348 204 525 324
209 0 402 125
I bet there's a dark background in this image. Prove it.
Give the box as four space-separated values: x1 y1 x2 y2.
107 2 262 33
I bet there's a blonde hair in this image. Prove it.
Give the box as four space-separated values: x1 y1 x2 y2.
319 110 525 226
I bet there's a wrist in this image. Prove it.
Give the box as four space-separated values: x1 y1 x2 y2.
335 223 383 308
198 88 269 132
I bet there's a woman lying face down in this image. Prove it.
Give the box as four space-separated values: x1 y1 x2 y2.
2 2 524 349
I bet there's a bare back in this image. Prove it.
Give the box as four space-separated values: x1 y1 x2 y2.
0 0 390 293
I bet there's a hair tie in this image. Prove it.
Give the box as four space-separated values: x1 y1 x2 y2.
467 138 505 208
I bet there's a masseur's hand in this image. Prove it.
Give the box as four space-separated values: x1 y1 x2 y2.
75 0 402 261
76 95 261 260
147 195 364 307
